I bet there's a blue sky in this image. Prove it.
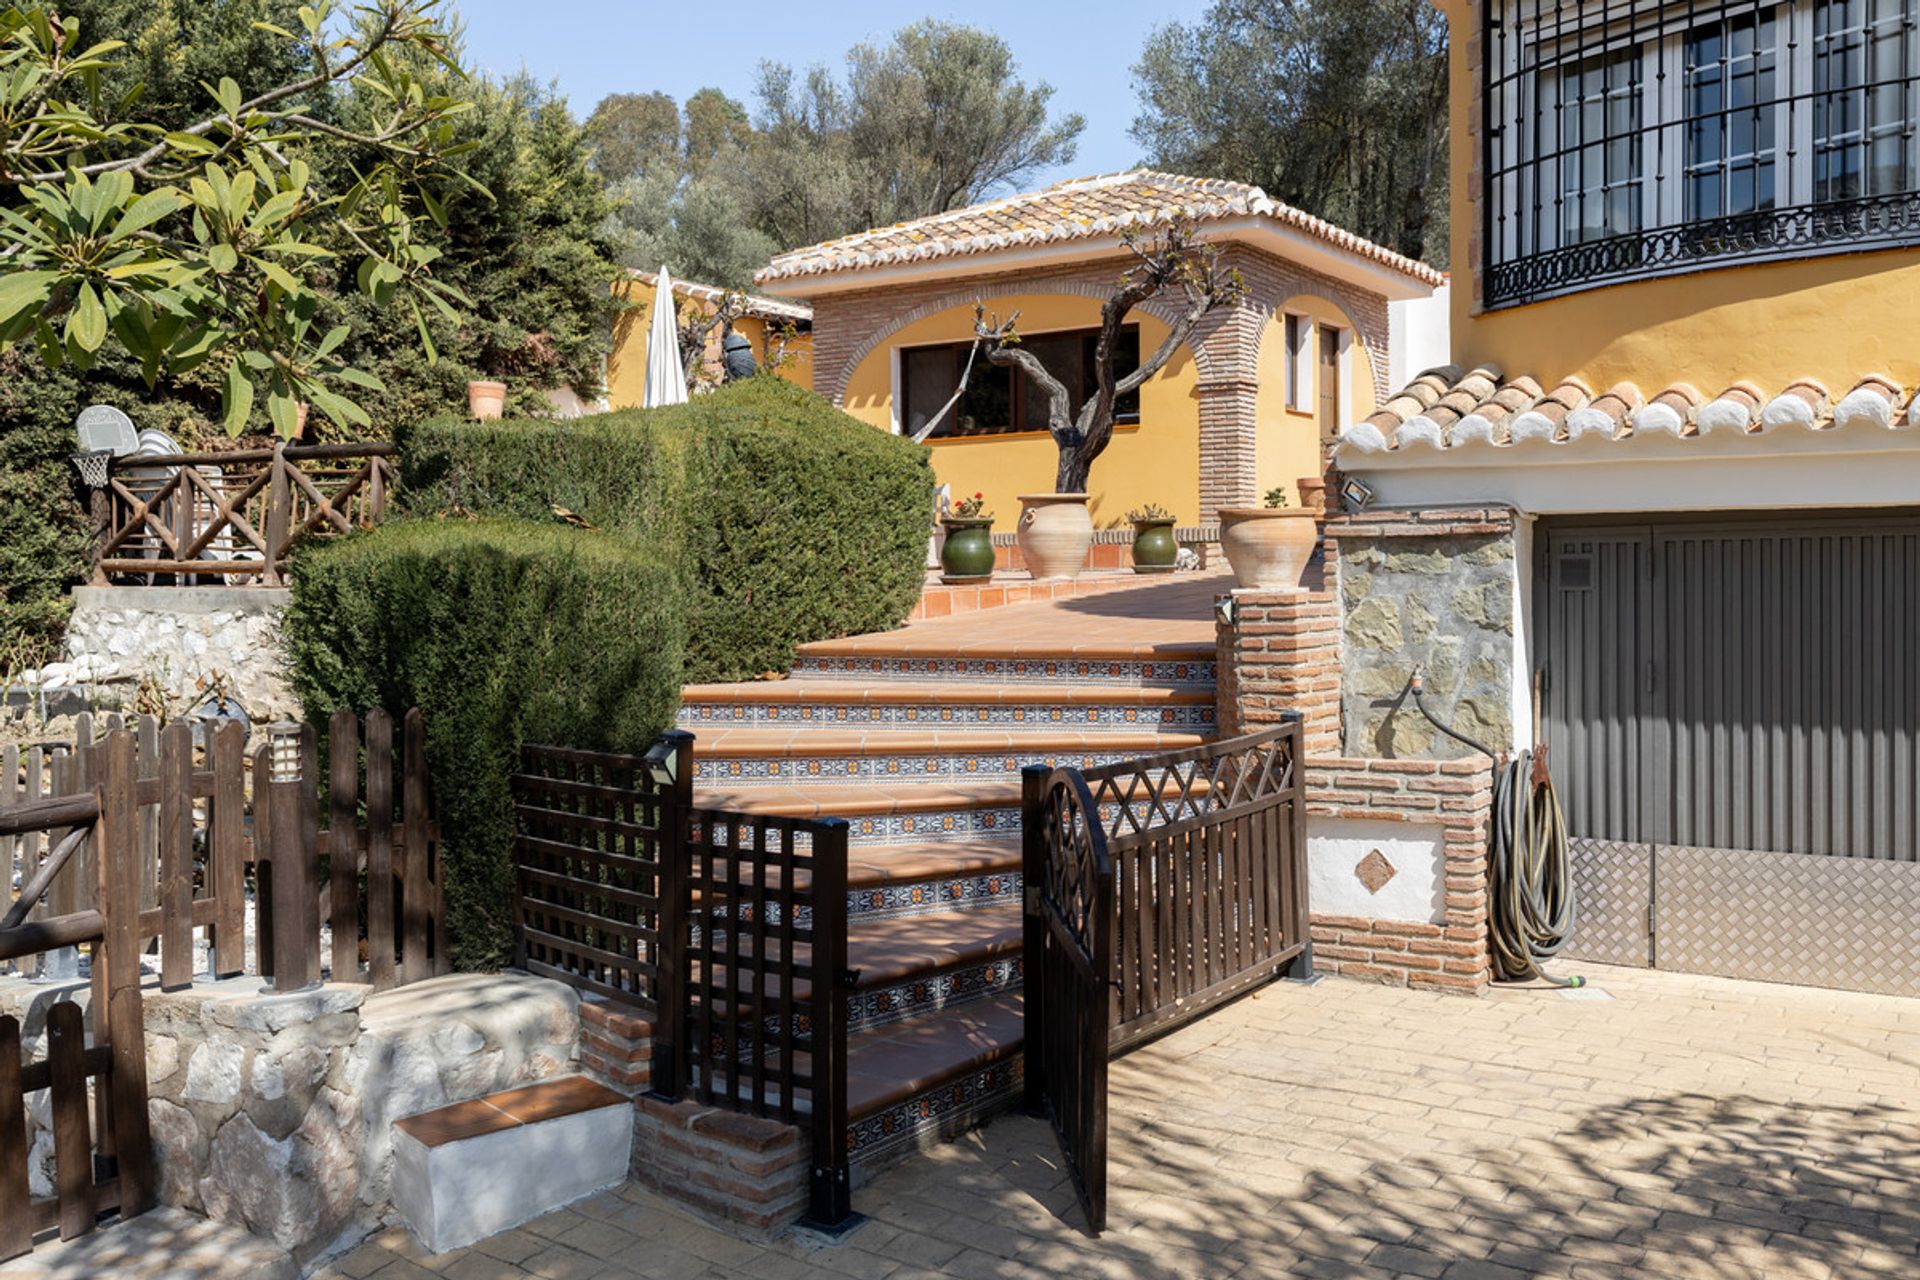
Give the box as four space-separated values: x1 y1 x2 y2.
452 0 1213 189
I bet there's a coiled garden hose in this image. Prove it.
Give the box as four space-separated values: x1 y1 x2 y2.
1409 672 1584 988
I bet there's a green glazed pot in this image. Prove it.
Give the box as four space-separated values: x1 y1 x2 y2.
1131 518 1179 574
939 518 996 582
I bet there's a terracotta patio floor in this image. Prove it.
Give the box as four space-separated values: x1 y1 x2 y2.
800 571 1230 660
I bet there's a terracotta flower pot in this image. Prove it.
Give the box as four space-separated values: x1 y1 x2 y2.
1219 507 1320 590
1130 517 1179 574
468 379 507 421
1297 477 1327 513
938 517 996 583
1016 493 1093 580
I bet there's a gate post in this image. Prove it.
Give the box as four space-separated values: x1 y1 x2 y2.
1019 765 1048 1115
804 818 853 1230
649 730 695 1099
1280 712 1315 982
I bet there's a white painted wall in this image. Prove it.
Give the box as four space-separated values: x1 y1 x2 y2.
1307 817 1447 923
1387 282 1451 389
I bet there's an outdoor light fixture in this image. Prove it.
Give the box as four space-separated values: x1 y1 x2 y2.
1340 475 1376 512
1213 594 1238 628
642 738 679 788
267 721 303 783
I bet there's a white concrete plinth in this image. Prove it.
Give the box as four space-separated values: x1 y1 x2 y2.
391 1094 632 1254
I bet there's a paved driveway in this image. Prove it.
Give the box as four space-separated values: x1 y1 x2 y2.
326 964 1920 1280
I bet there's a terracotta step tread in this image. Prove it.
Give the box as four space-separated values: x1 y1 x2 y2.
694 840 1019 895
679 680 1216 706
695 780 1023 818
796 639 1216 661
689 904 1022 1007
693 728 1210 756
846 992 1024 1121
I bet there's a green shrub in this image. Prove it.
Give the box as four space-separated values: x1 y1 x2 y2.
285 518 686 969
399 375 933 681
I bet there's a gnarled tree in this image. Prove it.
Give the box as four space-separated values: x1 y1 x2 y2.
931 219 1242 492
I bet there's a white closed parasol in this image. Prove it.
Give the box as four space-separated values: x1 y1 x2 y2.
642 266 690 407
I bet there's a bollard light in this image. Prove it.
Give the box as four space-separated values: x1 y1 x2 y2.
642 738 678 788
1212 593 1237 628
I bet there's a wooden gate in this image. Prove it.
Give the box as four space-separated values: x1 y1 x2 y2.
1020 720 1311 1233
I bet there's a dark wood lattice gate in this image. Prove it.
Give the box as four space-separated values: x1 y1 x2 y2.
1021 719 1313 1233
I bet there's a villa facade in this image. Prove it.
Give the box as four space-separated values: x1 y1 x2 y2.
756 171 1448 530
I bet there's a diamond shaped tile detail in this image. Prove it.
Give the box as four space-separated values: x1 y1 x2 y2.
1354 849 1397 895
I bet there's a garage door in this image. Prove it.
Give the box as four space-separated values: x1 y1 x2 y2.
1542 516 1920 995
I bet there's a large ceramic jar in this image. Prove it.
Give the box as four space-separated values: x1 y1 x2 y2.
938 517 996 583
1016 493 1093 580
1130 517 1179 574
1218 508 1320 589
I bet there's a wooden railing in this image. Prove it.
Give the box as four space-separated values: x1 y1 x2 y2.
2 708 442 992
87 442 394 587
509 734 853 1228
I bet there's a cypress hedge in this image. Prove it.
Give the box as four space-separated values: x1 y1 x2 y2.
399 375 934 681
285 518 685 969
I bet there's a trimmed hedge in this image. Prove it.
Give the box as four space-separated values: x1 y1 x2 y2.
285 518 685 969
399 375 934 681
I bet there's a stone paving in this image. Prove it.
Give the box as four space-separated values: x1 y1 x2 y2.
318 963 1920 1280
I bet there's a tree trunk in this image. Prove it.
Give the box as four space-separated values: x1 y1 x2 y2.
1055 443 1092 492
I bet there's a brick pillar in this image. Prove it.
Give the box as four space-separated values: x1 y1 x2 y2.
579 997 653 1096
1215 544 1341 758
1196 377 1260 519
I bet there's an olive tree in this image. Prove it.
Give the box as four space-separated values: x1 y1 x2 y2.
0 2 476 437
932 219 1243 492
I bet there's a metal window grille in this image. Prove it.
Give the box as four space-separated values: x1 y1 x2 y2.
1484 0 1920 305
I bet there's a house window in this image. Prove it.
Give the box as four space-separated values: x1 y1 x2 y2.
1484 0 1920 305
899 326 1141 439
1284 314 1307 409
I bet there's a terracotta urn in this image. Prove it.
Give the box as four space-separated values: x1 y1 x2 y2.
1016 492 1093 580
1218 507 1320 589
1297 476 1328 513
467 379 507 421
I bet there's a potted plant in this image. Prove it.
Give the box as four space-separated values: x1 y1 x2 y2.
939 491 996 583
468 378 507 420
1128 503 1179 574
1219 486 1320 589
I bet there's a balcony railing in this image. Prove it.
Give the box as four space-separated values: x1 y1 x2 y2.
1482 0 1920 306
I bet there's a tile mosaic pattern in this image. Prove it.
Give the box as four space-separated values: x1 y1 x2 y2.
848 872 1022 923
843 805 1024 846
845 1059 1023 1165
847 958 1023 1032
789 655 1217 688
677 701 1217 732
694 747 1165 787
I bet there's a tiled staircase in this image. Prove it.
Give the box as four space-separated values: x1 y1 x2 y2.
677 588 1220 1172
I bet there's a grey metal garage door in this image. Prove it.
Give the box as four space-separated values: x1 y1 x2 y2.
1542 516 1920 996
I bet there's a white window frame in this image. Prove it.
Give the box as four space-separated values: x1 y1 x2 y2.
1283 312 1310 411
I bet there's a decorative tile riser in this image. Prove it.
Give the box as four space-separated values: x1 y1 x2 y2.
697 748 1175 787
693 801 1176 847
791 655 1216 687
848 1058 1023 1169
849 958 1022 1032
678 702 1217 732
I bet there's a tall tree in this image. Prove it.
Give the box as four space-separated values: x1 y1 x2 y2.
749 21 1085 248
1131 0 1448 265
582 91 682 184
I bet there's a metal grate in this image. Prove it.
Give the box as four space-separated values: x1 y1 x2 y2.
1483 0 1920 305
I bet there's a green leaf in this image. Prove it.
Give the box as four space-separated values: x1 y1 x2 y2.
409 297 438 365
164 131 221 156
250 189 301 229
267 388 298 439
106 190 182 243
315 324 350 357
0 270 57 327
68 283 108 353
223 361 254 437
207 243 238 274
257 259 303 296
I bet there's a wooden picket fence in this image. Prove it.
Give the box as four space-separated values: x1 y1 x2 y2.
3 708 443 990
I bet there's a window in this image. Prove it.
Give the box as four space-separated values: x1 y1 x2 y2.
1284 314 1306 409
1484 0 1920 305
899 326 1141 439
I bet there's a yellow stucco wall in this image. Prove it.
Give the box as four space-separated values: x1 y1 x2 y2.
1443 0 1920 395
839 295 1200 531
1253 298 1377 506
606 280 814 410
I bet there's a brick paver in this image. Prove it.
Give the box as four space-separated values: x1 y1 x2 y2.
319 964 1920 1279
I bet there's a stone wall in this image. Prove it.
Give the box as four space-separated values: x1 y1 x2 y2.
0 972 578 1265
1329 508 1518 760
58 585 297 721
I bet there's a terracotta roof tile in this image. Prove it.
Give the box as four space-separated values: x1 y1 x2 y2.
1341 368 1920 455
756 170 1445 289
